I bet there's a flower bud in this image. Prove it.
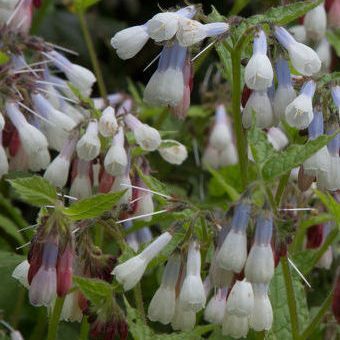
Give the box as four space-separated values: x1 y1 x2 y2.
158 140 188 165
222 314 249 338
204 288 227 325
179 241 206 312
76 120 101 161
226 280 254 317
56 245 73 297
147 12 179 42
104 127 128 176
289 25 307 43
112 232 172 291
244 30 273 90
274 26 321 76
98 107 118 137
69 159 92 199
273 57 296 121
5 102 50 171
60 291 83 322
209 104 232 151
249 283 273 331
285 80 315 129
316 38 332 73
171 300 196 331
245 212 274 284
111 25 149 60
242 90 274 129
316 222 333 269
125 114 161 151
44 135 77 188
45 51 96 97
217 202 251 273
143 42 187 107
148 254 181 324
29 240 58 306
304 4 327 42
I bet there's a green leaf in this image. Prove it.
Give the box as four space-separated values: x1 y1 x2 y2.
262 134 337 181
0 51 10 65
206 165 240 201
136 168 170 199
0 214 25 245
0 251 25 268
8 176 57 207
326 31 340 57
0 194 26 228
74 0 100 12
63 191 125 220
269 263 310 339
314 190 340 225
248 125 276 166
73 276 113 306
229 0 251 15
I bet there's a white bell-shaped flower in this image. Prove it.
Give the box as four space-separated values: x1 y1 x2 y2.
12 260 30 288
304 4 327 42
125 114 161 151
204 288 227 325
316 38 332 73
202 145 220 169
111 25 149 60
273 57 296 121
222 313 249 339
209 252 234 289
5 102 50 171
274 26 321 76
209 104 232 150
317 156 340 191
267 127 289 151
244 30 273 90
76 120 101 161
217 202 251 273
285 80 315 129
179 241 206 312
245 213 274 284
171 300 196 331
242 90 274 129
250 283 273 331
112 231 172 291
60 291 83 322
148 254 181 324
99 106 118 137
289 25 307 43
220 143 238 167
226 280 254 317
158 140 188 165
104 127 128 176
144 42 187 107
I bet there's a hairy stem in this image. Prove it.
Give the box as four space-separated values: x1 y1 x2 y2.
133 283 146 324
79 316 90 340
78 12 108 102
275 172 290 206
300 290 333 340
281 256 299 340
231 49 248 189
47 296 65 340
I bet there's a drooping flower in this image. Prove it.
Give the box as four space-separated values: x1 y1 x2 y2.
217 201 251 273
112 231 172 291
285 80 316 129
76 120 101 161
304 4 327 42
316 38 332 73
171 299 196 331
158 140 188 165
274 26 321 76
288 25 307 44
179 241 206 312
148 253 181 324
244 30 273 90
98 106 118 137
204 288 227 325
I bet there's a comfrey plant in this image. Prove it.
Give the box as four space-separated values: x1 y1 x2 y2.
1 1 339 340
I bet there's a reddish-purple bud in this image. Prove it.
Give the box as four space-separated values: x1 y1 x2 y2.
306 224 324 249
57 245 74 297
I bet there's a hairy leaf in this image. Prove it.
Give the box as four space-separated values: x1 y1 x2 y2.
8 176 57 207
262 134 337 181
0 215 25 245
63 191 125 220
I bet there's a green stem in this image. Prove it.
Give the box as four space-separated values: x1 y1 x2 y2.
275 172 290 206
281 256 299 340
231 49 248 189
47 296 65 340
10 286 25 328
133 283 146 324
300 290 333 340
79 316 90 340
29 308 47 340
78 12 108 102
